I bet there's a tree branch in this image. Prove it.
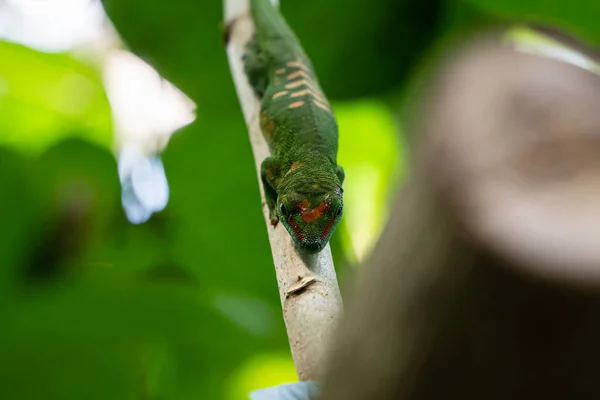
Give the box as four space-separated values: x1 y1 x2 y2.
223 0 343 381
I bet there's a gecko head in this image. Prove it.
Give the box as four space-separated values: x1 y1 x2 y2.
277 187 344 254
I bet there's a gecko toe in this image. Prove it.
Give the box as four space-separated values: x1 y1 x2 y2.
270 215 279 226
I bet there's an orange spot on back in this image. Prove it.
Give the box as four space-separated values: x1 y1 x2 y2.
287 70 310 80
285 80 310 89
291 88 327 103
313 99 332 113
287 61 308 70
275 68 286 74
273 90 288 99
285 80 326 101
298 200 329 223
289 101 305 109
291 89 311 98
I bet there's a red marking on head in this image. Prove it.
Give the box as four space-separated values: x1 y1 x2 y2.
320 217 337 241
297 200 329 223
288 218 305 241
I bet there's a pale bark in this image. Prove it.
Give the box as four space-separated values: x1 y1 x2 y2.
223 0 342 381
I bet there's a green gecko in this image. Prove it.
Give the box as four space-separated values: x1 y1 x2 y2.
241 0 344 254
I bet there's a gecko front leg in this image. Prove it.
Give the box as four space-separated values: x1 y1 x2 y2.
261 156 282 226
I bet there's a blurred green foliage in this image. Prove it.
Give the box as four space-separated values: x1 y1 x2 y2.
0 0 598 398
466 0 600 45
334 99 402 262
0 41 112 155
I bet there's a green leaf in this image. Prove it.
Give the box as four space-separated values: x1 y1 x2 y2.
0 41 112 155
0 147 44 291
161 117 282 298
334 99 404 262
0 283 251 400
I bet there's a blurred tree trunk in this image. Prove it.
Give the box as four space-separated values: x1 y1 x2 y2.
320 32 600 400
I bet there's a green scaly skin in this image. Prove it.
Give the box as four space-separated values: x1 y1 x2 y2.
242 0 344 254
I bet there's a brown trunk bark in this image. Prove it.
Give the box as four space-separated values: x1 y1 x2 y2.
321 32 600 400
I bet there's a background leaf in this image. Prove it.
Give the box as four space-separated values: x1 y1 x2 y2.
0 41 112 154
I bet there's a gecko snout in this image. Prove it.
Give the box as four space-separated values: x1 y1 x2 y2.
295 236 326 254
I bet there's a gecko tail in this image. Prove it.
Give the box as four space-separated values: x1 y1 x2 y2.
244 0 312 98
250 0 304 61
250 0 290 40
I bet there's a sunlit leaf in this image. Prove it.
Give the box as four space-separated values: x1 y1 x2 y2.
0 40 112 154
334 99 404 262
227 353 299 400
506 26 600 75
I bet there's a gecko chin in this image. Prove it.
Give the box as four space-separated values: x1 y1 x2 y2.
295 238 327 254
277 190 343 254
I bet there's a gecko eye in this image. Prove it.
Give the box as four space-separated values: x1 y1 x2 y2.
279 203 289 217
336 203 343 217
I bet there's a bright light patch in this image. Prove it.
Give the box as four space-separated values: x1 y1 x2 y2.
0 75 8 97
118 144 169 224
49 72 96 116
103 50 196 149
250 382 320 400
334 99 403 262
104 51 196 223
343 165 382 261
226 353 298 400
506 27 600 76
0 0 106 52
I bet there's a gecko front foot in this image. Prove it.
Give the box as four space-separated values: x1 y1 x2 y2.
261 156 282 228
269 210 279 226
